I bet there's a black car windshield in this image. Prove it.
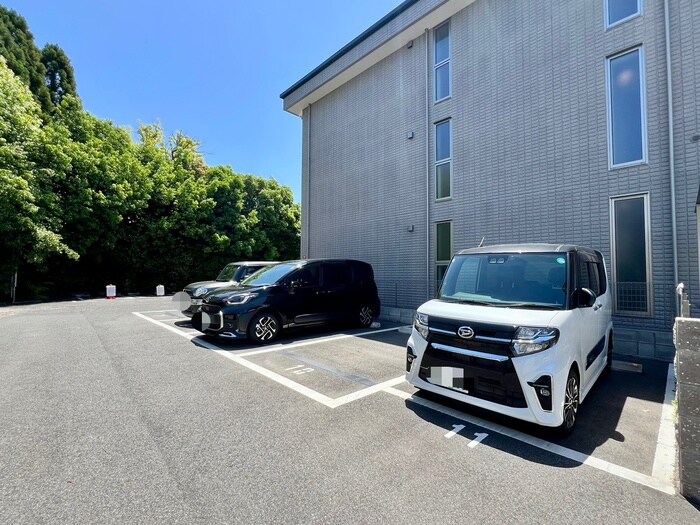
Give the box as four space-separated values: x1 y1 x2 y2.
216 263 241 282
439 253 568 309
240 263 299 286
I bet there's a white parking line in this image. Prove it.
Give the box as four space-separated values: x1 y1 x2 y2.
383 387 675 495
652 364 677 486
132 312 195 340
192 336 338 407
133 309 677 495
132 312 407 408
135 309 181 314
328 376 405 408
237 326 408 357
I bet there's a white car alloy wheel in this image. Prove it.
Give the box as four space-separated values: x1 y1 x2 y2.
251 313 279 343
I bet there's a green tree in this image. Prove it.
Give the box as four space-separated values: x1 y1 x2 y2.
0 6 52 113
0 58 75 290
110 124 216 292
31 95 151 294
205 167 301 268
0 7 301 300
41 44 77 107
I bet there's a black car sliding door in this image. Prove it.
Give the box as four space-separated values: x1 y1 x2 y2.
319 262 353 320
287 263 325 325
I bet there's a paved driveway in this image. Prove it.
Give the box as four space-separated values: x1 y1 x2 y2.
0 297 696 524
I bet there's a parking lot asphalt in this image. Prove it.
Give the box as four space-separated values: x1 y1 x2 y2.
0 297 697 524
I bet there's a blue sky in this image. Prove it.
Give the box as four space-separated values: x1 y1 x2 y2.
4 0 403 202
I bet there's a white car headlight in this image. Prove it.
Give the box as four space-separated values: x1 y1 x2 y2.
194 287 208 297
414 312 429 339
224 292 258 306
511 327 560 356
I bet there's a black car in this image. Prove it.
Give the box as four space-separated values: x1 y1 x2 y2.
181 261 278 317
191 259 381 344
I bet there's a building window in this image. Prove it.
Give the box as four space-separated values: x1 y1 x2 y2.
610 194 651 316
436 221 452 289
605 0 642 29
607 47 647 168
434 22 450 102
435 120 451 200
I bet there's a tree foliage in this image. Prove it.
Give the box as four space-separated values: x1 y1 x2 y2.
0 7 52 112
0 9 300 301
41 44 77 107
0 56 76 282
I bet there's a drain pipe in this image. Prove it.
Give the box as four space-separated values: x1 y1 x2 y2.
425 28 431 301
304 103 312 259
663 0 679 314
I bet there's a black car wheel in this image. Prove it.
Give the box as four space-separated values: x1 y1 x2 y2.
248 311 281 344
557 368 580 437
358 305 374 328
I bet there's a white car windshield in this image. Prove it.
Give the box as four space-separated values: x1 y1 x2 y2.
439 253 568 309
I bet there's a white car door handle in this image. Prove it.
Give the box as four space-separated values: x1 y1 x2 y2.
593 303 603 311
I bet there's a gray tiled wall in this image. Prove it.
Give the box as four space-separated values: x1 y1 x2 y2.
299 0 699 360
670 0 700 319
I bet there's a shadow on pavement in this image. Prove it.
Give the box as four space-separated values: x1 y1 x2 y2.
405 356 668 468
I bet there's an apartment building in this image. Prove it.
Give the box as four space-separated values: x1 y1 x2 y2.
280 0 700 360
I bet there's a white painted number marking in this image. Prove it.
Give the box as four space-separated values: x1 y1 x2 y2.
285 365 314 375
445 425 487 448
468 432 488 449
444 424 465 439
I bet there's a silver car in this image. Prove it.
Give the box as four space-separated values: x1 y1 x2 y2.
181 261 278 317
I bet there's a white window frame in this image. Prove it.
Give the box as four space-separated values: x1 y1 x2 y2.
609 192 653 317
435 220 453 292
435 119 452 201
606 46 648 169
605 0 642 30
433 21 451 103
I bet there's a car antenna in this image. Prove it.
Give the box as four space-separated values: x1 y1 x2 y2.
478 236 485 248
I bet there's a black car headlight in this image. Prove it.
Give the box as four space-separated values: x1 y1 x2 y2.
224 292 258 306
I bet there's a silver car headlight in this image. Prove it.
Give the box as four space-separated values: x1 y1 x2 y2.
511 327 560 356
224 292 258 306
413 312 429 339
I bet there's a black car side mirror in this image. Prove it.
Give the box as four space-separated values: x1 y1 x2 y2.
288 280 301 293
575 288 597 308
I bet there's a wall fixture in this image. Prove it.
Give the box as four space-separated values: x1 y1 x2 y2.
691 134 700 143
407 225 415 232
407 40 414 49
407 131 414 139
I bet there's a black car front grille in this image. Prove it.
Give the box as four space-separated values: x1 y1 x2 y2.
420 316 526 407
197 304 223 331
201 304 221 314
429 317 516 353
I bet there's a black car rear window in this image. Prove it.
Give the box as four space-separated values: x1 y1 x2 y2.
323 263 352 287
352 262 374 283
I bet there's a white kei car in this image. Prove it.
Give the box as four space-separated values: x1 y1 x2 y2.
406 244 613 435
